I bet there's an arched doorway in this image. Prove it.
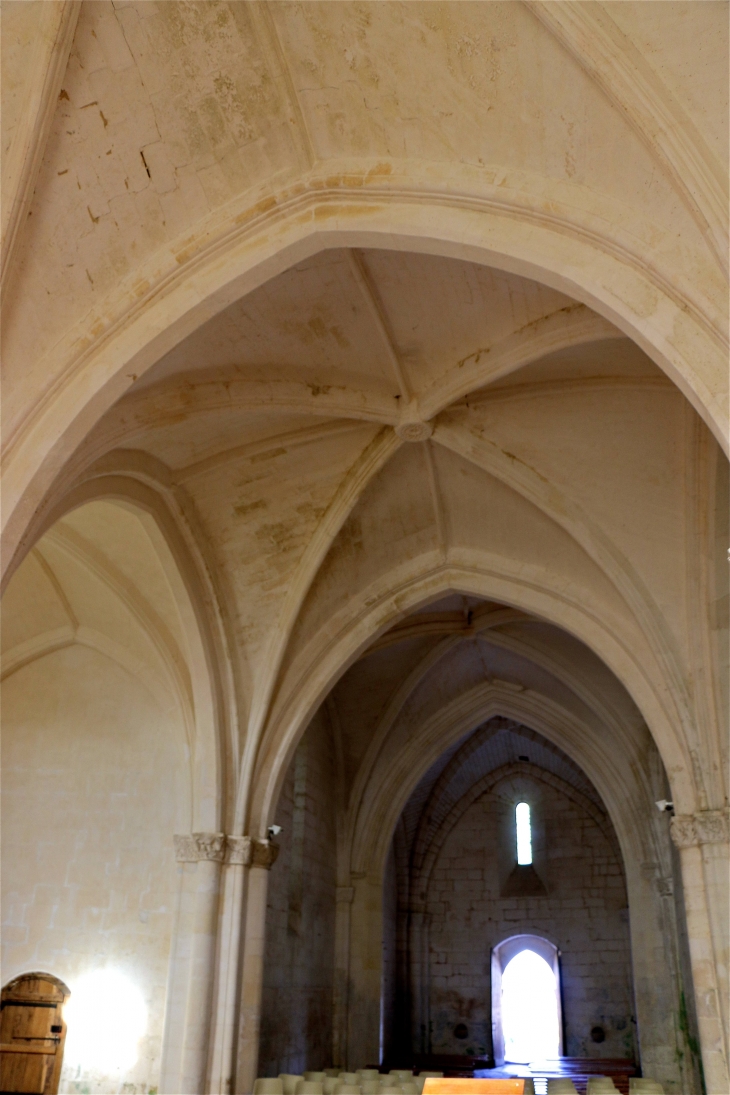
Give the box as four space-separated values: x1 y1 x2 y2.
491 936 562 1065
0 973 69 1095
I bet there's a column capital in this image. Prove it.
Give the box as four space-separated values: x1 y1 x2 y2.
174 832 227 863
174 833 277 866
226 836 254 865
670 808 730 848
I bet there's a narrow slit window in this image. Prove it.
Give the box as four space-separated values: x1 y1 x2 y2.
515 801 532 865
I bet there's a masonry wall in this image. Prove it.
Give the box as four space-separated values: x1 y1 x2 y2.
421 772 636 1061
381 845 398 1065
1 646 188 1095
259 710 338 1076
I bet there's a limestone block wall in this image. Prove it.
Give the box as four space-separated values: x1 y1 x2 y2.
423 774 636 1061
259 711 337 1076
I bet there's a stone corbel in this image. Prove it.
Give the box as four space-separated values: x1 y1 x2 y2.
174 833 271 866
250 838 280 869
670 808 730 848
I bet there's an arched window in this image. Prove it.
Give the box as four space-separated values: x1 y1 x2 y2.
515 801 532 864
491 935 562 1064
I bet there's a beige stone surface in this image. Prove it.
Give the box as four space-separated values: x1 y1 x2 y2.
1 503 194 1094
0 4 727 1095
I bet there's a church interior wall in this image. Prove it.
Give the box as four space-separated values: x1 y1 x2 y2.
1 502 194 1095
419 774 635 1061
1 4 727 1094
259 709 337 1078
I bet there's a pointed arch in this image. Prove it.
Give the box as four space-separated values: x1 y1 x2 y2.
3 166 727 585
17 462 236 835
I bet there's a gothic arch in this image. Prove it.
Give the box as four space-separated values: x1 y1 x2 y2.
248 557 699 842
16 463 235 834
3 168 727 585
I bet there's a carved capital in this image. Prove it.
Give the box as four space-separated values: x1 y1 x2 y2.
174 832 226 862
225 836 253 865
671 809 730 848
694 809 730 845
250 839 280 869
175 833 279 867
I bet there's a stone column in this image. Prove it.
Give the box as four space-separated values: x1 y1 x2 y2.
333 885 355 1069
672 809 730 1095
235 840 280 1095
347 873 383 1071
206 836 252 1095
628 859 695 1092
408 907 431 1058
160 833 226 1095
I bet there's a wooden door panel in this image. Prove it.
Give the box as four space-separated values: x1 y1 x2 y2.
0 1045 52 1095
0 975 68 1095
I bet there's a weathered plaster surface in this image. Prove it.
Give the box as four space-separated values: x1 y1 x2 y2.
1 4 727 1094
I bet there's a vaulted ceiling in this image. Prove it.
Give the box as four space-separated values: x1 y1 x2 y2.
1 1 727 838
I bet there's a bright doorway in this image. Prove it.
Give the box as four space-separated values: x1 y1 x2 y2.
491 935 562 1064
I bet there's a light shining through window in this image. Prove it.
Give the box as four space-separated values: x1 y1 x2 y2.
502 948 560 1063
516 801 532 864
63 969 147 1075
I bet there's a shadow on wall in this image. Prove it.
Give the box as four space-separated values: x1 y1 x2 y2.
259 711 338 1076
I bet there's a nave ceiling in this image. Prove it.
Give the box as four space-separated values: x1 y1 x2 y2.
1 0 728 591
1 4 728 1092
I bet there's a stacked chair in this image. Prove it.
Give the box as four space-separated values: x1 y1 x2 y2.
253 1068 447 1095
253 1070 661 1095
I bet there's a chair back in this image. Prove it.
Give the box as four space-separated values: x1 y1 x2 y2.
280 1075 305 1095
296 1083 324 1095
254 1081 285 1095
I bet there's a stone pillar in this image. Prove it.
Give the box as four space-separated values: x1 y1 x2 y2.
347 873 383 1071
235 840 280 1095
206 837 251 1095
672 810 730 1095
628 859 696 1093
408 908 431 1057
161 833 227 1095
333 884 355 1068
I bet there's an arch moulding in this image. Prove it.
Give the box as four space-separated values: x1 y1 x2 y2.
347 682 655 884
25 463 237 835
248 557 698 842
3 163 727 585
